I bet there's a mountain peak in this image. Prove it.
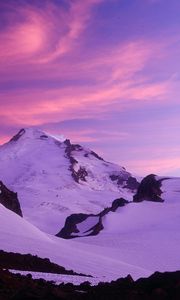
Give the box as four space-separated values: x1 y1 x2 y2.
9 127 65 143
10 128 45 142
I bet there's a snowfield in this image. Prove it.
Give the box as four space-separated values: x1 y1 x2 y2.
10 270 102 286
0 176 180 281
0 204 150 280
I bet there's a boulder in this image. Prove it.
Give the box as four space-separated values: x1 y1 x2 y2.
133 174 164 203
0 181 23 217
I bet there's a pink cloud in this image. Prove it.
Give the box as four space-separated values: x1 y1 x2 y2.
0 0 103 65
0 7 47 64
124 157 180 176
39 0 103 63
0 79 170 128
0 38 173 128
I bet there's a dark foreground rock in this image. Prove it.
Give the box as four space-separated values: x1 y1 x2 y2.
0 250 86 276
56 198 128 239
0 181 23 217
0 269 179 300
133 174 165 203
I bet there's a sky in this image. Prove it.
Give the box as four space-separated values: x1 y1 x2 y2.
0 0 180 176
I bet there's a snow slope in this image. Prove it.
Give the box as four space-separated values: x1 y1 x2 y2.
0 128 134 234
0 176 180 281
0 204 150 280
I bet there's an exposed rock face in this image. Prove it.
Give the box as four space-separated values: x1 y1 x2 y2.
0 181 23 216
110 174 125 185
89 150 104 161
57 213 90 239
0 250 84 276
110 198 128 212
110 174 139 191
57 198 128 239
133 174 164 203
123 176 139 191
64 139 87 183
64 139 108 183
9 128 26 142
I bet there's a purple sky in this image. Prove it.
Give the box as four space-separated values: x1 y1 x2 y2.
0 0 180 176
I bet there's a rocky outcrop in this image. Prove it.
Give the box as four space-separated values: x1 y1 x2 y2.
89 150 104 161
123 176 139 191
133 174 164 203
110 174 139 191
56 198 128 239
109 174 125 185
57 213 91 239
0 250 85 276
0 181 23 216
64 139 87 183
10 128 25 142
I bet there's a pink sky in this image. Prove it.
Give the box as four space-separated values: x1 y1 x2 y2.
0 0 180 176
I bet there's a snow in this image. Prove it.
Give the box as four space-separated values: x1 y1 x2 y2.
77 216 99 233
160 177 180 203
10 270 102 286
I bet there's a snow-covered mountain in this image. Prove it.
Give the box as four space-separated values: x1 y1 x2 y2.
0 127 138 233
0 127 180 283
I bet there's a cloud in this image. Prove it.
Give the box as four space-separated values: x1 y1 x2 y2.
0 35 173 132
39 0 104 63
124 157 180 176
0 6 47 64
0 0 103 65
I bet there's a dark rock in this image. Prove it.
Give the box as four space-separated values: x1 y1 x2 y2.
57 213 90 239
40 135 48 139
74 167 88 182
90 150 104 161
109 174 125 185
0 250 86 276
123 176 139 191
64 139 89 183
64 139 83 152
0 181 23 217
133 174 164 203
57 198 129 239
10 128 25 142
111 198 129 212
64 139 79 182
110 173 138 191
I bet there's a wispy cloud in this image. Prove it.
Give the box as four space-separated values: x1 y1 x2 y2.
124 157 180 176
0 0 103 65
0 36 172 128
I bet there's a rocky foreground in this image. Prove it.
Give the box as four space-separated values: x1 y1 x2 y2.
0 268 180 300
